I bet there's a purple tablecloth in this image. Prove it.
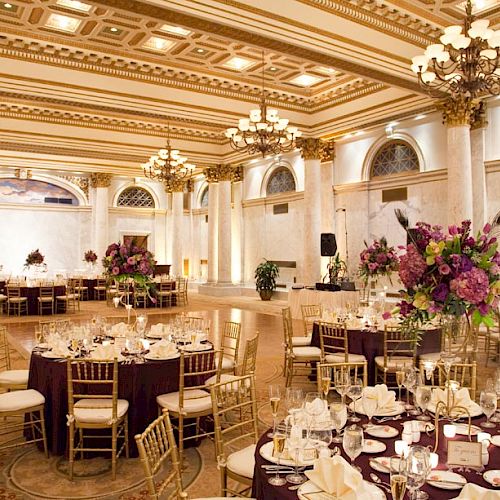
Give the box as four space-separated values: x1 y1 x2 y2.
28 350 211 456
311 323 441 385
252 413 500 499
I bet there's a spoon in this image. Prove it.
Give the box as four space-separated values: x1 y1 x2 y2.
369 473 391 492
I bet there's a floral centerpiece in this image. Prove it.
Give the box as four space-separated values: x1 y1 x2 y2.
102 240 156 302
358 237 399 284
83 250 98 264
25 249 45 268
393 219 500 340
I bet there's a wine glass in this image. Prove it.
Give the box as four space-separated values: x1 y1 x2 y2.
390 455 408 500
407 446 430 500
488 376 500 423
362 390 378 428
330 402 347 443
268 385 281 437
480 390 497 428
347 378 363 423
309 427 333 458
334 371 351 404
136 314 148 336
285 417 306 485
268 431 287 486
286 387 304 415
396 368 405 403
403 367 418 412
320 366 331 400
304 392 325 439
342 425 364 472
416 386 432 422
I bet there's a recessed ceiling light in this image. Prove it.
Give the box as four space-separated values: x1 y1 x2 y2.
415 114 426 120
316 66 338 76
288 74 323 87
159 24 191 36
354 131 364 136
142 36 175 53
56 0 91 12
196 48 205 53
269 67 277 71
45 13 81 33
222 56 255 71
3 3 12 8
110 27 118 32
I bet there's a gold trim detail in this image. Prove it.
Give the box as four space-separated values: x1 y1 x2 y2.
439 97 478 127
218 164 234 182
164 178 186 193
299 138 323 160
90 173 112 188
59 175 89 197
320 140 336 163
231 165 244 183
470 101 488 130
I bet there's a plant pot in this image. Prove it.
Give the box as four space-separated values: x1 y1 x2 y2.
259 289 273 301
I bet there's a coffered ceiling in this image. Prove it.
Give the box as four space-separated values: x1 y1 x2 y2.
0 0 497 173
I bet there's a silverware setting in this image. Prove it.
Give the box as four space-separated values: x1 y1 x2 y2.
373 415 402 424
369 473 391 492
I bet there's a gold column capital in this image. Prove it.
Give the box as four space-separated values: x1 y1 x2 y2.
231 165 244 183
203 165 221 183
298 137 322 160
164 178 185 193
320 140 336 163
439 97 477 127
90 173 112 188
218 164 234 182
470 100 488 130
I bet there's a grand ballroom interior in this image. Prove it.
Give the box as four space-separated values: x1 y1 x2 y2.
0 0 500 499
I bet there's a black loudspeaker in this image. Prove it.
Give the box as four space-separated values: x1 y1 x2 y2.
320 233 337 256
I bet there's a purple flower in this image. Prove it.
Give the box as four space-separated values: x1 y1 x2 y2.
428 302 443 314
478 302 490 315
484 223 492 234
119 245 128 257
432 283 449 302
376 253 388 264
450 267 490 305
448 225 459 236
368 263 379 271
398 244 427 288
382 311 391 320
458 256 473 273
398 300 416 317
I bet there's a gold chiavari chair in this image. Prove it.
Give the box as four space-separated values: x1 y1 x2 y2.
375 326 417 387
93 277 107 300
71 276 88 301
66 358 129 480
317 361 368 394
37 284 54 315
318 321 366 364
209 374 259 497
0 290 6 315
172 277 188 306
301 304 322 337
56 282 79 313
156 281 174 308
156 350 218 466
217 321 242 375
6 286 27 316
418 359 477 401
0 326 29 390
283 307 311 347
133 284 148 309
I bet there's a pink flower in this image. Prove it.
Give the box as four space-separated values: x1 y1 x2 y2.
484 223 492 234
112 266 120 275
127 257 135 265
438 264 451 275
450 267 490 305
398 244 427 288
382 311 391 320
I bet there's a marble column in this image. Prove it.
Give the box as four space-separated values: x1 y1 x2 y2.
231 166 244 284
300 138 322 285
441 97 475 226
203 167 219 284
217 165 233 285
190 187 201 280
165 178 185 277
90 173 111 260
470 102 488 232
320 142 336 279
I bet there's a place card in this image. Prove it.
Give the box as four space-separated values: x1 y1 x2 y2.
447 441 482 468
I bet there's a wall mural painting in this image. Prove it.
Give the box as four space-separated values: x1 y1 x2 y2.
0 178 78 206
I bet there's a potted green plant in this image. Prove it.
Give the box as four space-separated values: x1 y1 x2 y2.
255 259 279 301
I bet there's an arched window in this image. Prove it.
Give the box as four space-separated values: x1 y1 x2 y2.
371 140 419 178
266 167 296 196
117 187 155 208
200 187 209 208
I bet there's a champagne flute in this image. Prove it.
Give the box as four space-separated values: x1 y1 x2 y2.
342 425 364 472
334 371 351 405
396 368 405 403
390 455 408 500
330 402 347 443
480 390 497 428
285 418 306 485
347 378 363 423
407 445 430 500
269 385 281 437
416 386 432 422
320 366 331 400
268 432 287 486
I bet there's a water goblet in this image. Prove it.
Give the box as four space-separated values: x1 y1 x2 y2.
334 371 351 405
403 367 417 412
330 402 347 443
480 390 497 428
285 420 306 485
407 445 430 500
309 426 333 458
347 378 363 423
489 376 500 423
304 392 325 439
342 425 364 472
362 390 378 428
268 432 287 486
415 386 432 421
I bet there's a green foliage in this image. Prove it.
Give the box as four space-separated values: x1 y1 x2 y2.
255 259 280 292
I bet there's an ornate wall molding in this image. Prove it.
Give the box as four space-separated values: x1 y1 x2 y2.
218 164 234 182
439 97 478 127
90 173 112 188
299 138 336 161
203 165 221 183
164 178 186 193
470 101 488 130
231 165 244 183
58 175 89 198
320 140 335 163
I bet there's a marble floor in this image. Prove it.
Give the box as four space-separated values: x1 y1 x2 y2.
0 292 497 498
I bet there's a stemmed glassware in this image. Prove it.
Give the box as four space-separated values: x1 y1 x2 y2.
342 425 364 472
285 414 306 485
136 314 148 336
347 378 363 423
390 455 408 500
406 446 430 500
480 390 498 428
362 391 378 428
320 366 331 401
285 387 304 417
309 427 333 458
396 368 405 403
490 373 500 423
268 385 281 437
304 392 325 440
330 402 347 443
415 386 432 421
334 371 351 404
403 367 418 413
268 431 287 486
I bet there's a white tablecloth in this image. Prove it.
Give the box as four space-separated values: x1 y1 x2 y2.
288 288 360 319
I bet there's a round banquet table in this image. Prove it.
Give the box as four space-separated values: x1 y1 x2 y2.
252 412 500 499
311 323 441 386
28 349 211 456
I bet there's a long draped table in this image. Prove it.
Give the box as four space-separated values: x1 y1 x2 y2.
28 350 210 456
311 323 441 385
252 413 499 499
0 283 66 315
288 289 360 319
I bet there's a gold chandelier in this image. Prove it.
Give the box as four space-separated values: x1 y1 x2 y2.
142 124 195 182
411 0 500 100
225 53 302 157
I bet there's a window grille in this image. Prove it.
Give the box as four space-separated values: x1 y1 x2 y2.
266 167 296 195
200 187 209 208
117 187 155 208
371 140 419 178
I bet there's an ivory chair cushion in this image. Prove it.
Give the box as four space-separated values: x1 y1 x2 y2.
205 373 252 388
226 444 256 479
325 353 367 363
0 369 29 386
8 297 27 303
0 389 45 412
292 336 312 347
374 356 414 370
419 352 442 362
73 398 129 424
292 346 321 360
156 389 212 414
215 355 235 371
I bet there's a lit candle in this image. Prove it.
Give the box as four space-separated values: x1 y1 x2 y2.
395 440 409 457
102 340 110 347
443 424 456 438
430 452 439 469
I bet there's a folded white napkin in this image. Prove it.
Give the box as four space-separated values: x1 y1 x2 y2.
110 322 128 337
430 387 472 410
149 323 167 337
149 339 177 358
305 456 365 499
455 484 499 500
372 384 396 410
50 339 70 357
304 398 328 419
92 344 118 360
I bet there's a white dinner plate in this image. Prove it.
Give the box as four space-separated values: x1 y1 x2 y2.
363 439 386 454
41 351 68 359
454 423 482 436
37 343 49 349
366 425 399 439
144 352 180 361
180 343 212 352
428 401 483 418
259 440 316 467
491 435 500 447
146 332 168 339
483 470 500 488
297 479 386 500
350 401 405 417
426 470 466 490
369 456 395 474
